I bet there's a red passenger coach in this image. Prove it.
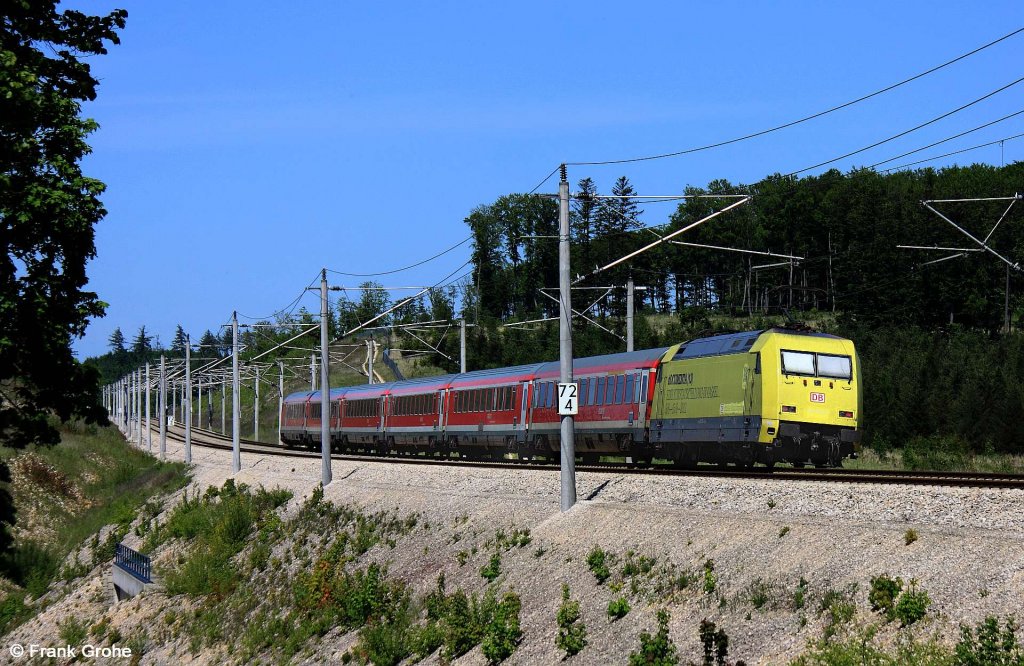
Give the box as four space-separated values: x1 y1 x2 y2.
280 391 313 447
336 383 393 448
443 364 544 453
385 375 454 447
528 348 667 461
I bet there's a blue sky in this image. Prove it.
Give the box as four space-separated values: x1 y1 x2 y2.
74 1 1023 357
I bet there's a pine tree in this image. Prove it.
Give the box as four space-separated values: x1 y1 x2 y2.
170 325 188 356
199 330 221 358
594 176 644 316
108 327 126 354
131 325 153 356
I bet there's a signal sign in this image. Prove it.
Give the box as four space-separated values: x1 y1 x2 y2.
558 382 578 415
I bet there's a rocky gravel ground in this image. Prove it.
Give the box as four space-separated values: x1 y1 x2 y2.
5 433 1024 665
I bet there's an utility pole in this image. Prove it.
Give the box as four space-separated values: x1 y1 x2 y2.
310 353 316 391
1006 264 1011 333
185 335 192 464
135 368 142 449
460 319 467 373
232 311 241 474
254 365 260 442
197 377 203 430
171 380 177 427
558 164 577 512
320 269 332 485
277 360 284 445
626 276 635 353
221 383 226 434
127 372 133 441
145 363 151 452
159 355 167 460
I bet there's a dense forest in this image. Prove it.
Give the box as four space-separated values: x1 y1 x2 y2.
89 162 1024 457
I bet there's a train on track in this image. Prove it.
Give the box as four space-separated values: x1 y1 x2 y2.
280 327 862 468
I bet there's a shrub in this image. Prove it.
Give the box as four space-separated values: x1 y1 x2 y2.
904 529 919 545
0 595 29 635
702 559 716 595
892 581 930 627
1 540 61 598
481 592 522 664
955 616 1024 665
59 616 88 647
747 578 773 610
868 575 930 626
869 574 903 615
820 585 857 639
607 596 631 620
698 618 730 666
587 546 611 584
779 526 790 538
556 584 587 657
481 552 501 581
628 609 679 666
793 577 809 610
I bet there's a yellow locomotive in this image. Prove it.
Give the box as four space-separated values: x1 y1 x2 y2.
649 328 861 468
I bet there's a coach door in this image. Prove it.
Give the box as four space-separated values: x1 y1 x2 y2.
516 381 529 443
436 390 445 432
378 396 386 433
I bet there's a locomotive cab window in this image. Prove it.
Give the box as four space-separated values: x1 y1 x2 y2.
817 354 852 380
780 350 815 376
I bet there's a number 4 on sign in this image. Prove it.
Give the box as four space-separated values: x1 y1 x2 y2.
558 382 578 416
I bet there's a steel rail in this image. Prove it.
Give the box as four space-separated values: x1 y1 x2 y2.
160 425 1024 490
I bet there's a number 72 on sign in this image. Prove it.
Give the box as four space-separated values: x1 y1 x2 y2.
557 382 578 416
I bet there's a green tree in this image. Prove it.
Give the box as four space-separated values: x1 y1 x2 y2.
130 325 152 357
107 327 126 354
170 325 188 356
354 281 391 327
0 0 127 556
198 330 221 359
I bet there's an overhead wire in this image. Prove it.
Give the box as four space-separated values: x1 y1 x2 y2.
326 236 471 278
564 27 1024 166
785 75 1024 177
866 108 1024 169
880 131 1024 173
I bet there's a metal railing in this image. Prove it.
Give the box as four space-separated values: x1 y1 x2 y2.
114 543 151 583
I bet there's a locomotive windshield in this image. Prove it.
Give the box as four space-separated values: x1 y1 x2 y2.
817 353 852 379
781 350 852 379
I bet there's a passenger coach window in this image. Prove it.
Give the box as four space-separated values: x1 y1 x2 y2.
596 377 605 405
781 351 815 376
588 378 597 406
615 375 625 404
818 354 852 379
625 374 634 404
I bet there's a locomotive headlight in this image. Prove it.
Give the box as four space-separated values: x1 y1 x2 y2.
839 410 854 418
781 405 796 413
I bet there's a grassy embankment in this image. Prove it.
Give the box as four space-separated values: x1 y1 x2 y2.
0 421 188 634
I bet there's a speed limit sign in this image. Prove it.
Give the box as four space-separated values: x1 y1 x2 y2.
557 382 578 416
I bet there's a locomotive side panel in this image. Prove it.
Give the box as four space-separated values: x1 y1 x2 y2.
650 351 761 461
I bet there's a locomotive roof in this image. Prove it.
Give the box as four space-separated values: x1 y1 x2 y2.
673 330 764 359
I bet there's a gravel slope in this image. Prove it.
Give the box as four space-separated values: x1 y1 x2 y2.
6 433 1024 665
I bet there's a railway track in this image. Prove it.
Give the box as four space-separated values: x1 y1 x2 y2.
162 424 1024 490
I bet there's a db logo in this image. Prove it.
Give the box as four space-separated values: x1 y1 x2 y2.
810 392 825 403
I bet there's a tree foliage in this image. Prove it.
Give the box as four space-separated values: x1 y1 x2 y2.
0 0 127 551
